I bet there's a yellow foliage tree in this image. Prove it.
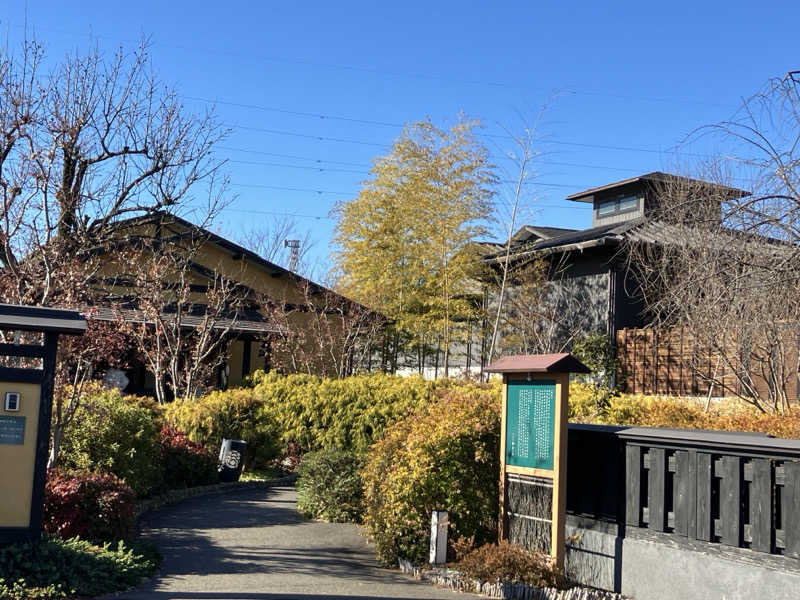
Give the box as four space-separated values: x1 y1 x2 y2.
332 117 496 374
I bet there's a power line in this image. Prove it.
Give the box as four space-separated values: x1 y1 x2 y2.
224 200 591 222
225 122 713 159
227 154 643 175
5 19 738 110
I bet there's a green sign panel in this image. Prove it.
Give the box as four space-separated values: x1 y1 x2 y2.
505 380 556 470
0 415 25 445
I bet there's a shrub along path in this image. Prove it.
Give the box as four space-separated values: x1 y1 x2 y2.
115 485 478 600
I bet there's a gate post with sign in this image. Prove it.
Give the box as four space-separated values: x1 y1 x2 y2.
485 353 589 570
0 304 87 545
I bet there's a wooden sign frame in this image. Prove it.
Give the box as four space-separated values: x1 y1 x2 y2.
499 372 569 567
486 353 588 571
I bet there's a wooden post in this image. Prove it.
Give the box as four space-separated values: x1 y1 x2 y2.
551 372 569 568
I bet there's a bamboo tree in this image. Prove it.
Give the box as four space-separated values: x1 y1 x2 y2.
332 117 495 375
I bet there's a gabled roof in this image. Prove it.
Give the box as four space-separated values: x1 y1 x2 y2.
566 171 749 203
104 211 377 316
511 225 578 244
484 218 646 263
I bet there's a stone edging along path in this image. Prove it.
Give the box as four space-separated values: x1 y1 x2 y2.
134 474 299 520
398 558 628 600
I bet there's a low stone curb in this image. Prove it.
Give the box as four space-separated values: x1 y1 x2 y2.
398 558 627 600
135 474 298 519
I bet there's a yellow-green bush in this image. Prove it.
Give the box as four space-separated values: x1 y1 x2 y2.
362 385 501 565
165 372 493 466
164 387 280 468
251 371 441 454
569 382 800 438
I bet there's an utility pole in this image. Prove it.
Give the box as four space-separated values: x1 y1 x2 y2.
284 239 300 272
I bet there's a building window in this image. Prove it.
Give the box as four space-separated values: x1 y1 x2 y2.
597 193 639 217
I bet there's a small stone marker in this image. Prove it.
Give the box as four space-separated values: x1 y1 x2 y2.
429 510 448 564
485 353 589 570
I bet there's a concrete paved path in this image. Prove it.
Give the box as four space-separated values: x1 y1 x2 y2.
118 485 479 600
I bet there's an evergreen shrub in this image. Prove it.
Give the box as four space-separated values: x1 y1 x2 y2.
453 539 566 589
296 449 364 522
361 385 501 565
58 388 163 496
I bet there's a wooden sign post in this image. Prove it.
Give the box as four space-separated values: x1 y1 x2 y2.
485 353 589 570
0 305 86 545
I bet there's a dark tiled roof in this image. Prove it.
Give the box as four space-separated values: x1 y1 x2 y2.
566 171 749 203
105 211 376 316
485 218 646 262
0 304 87 335
84 305 286 334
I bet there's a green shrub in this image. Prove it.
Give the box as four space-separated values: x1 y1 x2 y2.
165 387 281 469
43 470 136 543
0 536 159 600
453 540 566 589
362 385 501 565
297 449 364 522
58 388 162 496
572 331 617 411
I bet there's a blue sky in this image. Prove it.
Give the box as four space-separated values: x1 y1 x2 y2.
2 1 798 275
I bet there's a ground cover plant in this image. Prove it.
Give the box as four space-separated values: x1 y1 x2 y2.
0 536 160 600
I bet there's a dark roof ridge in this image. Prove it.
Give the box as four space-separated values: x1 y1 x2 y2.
566 171 749 203
106 211 375 315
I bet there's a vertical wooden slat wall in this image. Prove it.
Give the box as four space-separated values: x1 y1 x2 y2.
616 327 799 402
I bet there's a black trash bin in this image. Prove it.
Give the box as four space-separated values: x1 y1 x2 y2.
218 439 247 482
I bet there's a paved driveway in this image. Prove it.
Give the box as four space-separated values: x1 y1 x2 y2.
117 485 478 600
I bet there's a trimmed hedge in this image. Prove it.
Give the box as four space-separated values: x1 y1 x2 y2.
362 385 501 565
297 449 364 522
43 470 136 543
252 372 437 454
164 387 281 469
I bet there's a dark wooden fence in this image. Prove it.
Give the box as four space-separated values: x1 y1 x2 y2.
616 327 798 401
567 423 800 558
